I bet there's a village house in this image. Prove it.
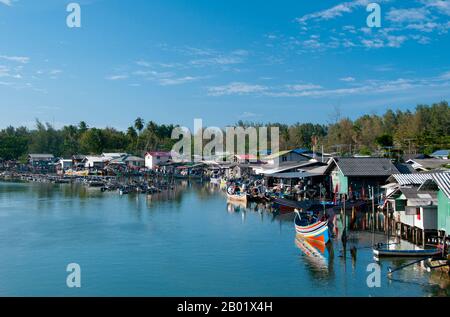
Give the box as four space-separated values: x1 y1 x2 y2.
56 159 73 175
262 150 311 166
109 155 145 169
326 157 402 198
405 158 449 172
124 155 145 168
71 155 86 168
102 153 127 160
386 184 438 244
221 163 255 179
431 173 450 238
28 154 55 167
431 150 449 160
145 151 172 170
233 154 260 164
83 156 108 169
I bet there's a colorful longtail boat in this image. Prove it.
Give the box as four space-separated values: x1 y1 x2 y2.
294 212 330 244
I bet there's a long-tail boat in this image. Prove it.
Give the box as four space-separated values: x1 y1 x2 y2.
294 211 330 244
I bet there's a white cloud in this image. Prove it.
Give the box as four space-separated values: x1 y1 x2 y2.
0 55 30 64
206 73 450 99
422 0 450 15
297 0 376 24
361 38 385 48
340 77 356 82
386 7 430 23
0 0 13 6
136 60 152 67
105 75 128 80
158 76 200 86
190 56 244 67
238 111 262 119
386 35 408 47
208 82 268 96
286 83 322 91
406 21 440 32
49 69 63 75
441 70 450 79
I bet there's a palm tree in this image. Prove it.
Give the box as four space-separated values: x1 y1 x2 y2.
134 117 144 134
134 118 144 154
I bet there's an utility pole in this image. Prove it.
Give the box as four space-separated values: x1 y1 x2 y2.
404 138 414 154
371 186 375 246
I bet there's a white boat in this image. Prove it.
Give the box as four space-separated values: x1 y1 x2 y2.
373 247 442 258
210 177 221 184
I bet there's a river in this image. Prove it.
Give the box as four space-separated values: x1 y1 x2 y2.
0 181 448 296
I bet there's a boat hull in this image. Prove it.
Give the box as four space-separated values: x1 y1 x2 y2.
295 216 329 244
373 248 442 258
227 193 248 203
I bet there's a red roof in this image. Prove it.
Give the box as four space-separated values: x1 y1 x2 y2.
235 154 257 160
146 151 172 158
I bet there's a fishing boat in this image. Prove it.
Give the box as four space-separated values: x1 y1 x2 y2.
226 185 248 203
294 211 330 244
273 197 312 214
226 192 247 203
210 176 221 184
373 246 442 258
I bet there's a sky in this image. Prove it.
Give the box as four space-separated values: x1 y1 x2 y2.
0 0 450 130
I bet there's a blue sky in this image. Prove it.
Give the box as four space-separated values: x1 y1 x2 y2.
0 0 450 130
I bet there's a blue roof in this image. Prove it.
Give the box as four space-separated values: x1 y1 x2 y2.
432 150 449 156
293 148 322 156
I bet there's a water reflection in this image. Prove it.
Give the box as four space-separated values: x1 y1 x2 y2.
295 235 335 281
0 180 448 296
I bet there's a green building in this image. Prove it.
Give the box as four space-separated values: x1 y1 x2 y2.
432 173 450 237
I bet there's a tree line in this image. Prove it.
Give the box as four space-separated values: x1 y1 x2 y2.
0 101 448 162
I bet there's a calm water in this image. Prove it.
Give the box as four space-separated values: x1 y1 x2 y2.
0 181 448 296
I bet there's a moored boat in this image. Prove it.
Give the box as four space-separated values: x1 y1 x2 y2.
294 211 330 244
226 192 247 203
226 184 248 203
210 176 221 184
373 247 442 258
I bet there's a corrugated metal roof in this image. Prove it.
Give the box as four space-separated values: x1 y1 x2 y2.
392 173 433 186
29 154 54 159
432 150 449 157
334 157 399 177
394 162 416 174
268 171 320 179
432 172 450 199
399 187 438 206
263 150 292 160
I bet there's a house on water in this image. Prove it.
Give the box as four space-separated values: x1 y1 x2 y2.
83 156 108 169
56 159 74 175
326 157 402 198
384 173 439 245
431 173 450 239
28 154 55 172
145 152 172 170
261 150 311 166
